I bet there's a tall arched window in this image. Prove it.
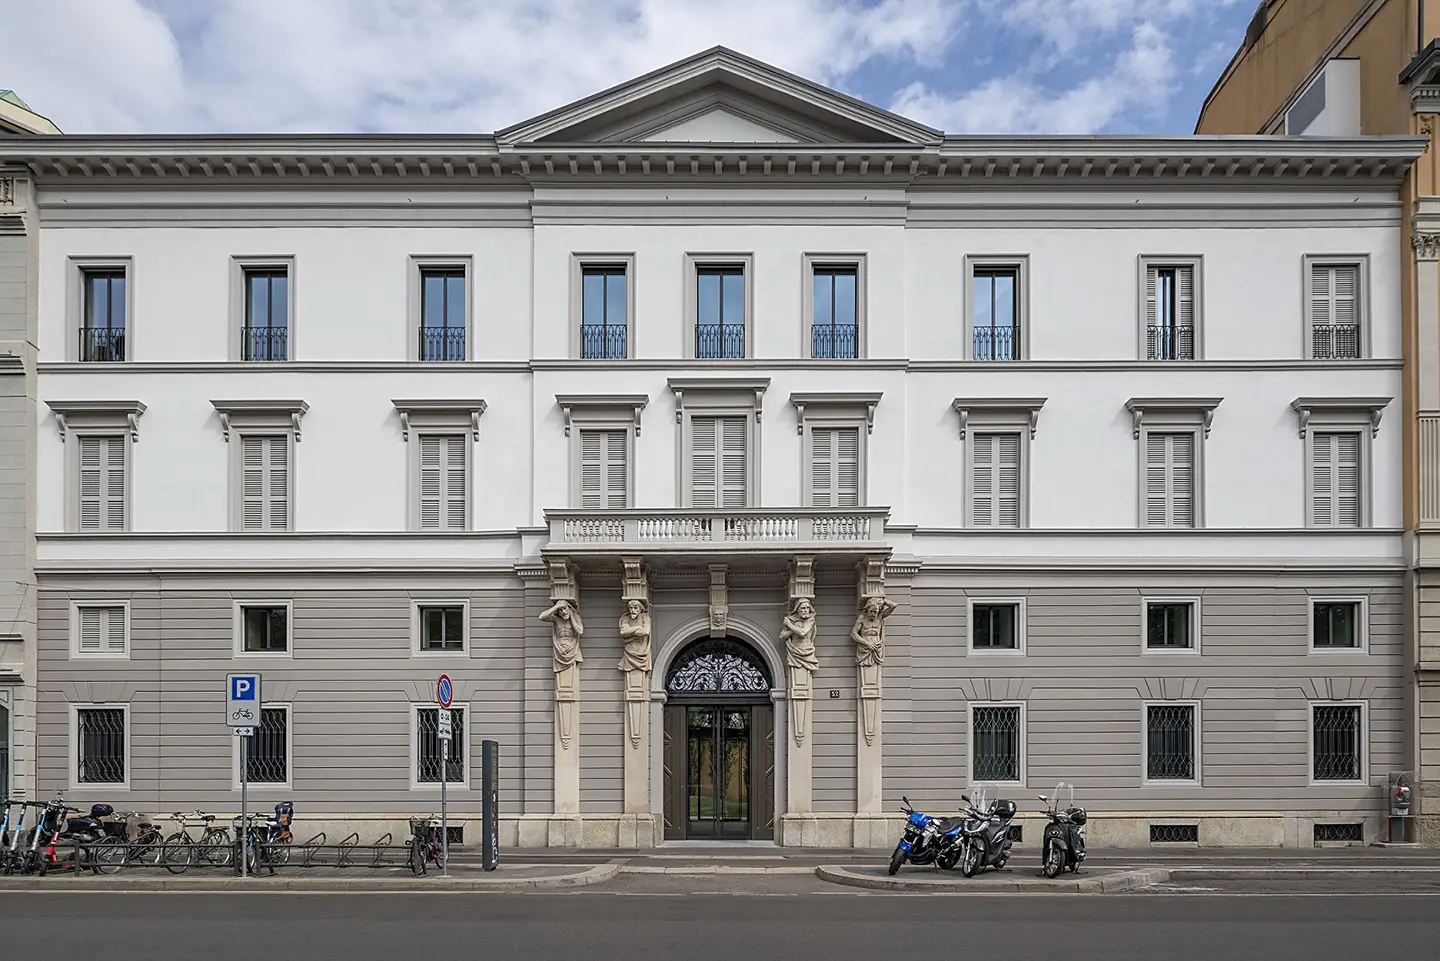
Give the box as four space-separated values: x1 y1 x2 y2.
665 637 772 695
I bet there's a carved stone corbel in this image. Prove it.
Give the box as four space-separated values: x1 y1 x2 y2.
708 564 729 637
782 555 818 746
853 556 892 747
1415 232 1440 262
541 560 583 749
619 557 652 747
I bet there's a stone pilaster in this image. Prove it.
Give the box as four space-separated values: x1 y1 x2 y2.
853 556 889 818
542 559 582 816
619 557 651 821
785 555 815 815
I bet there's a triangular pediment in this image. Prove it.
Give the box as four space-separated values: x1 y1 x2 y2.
498 47 939 147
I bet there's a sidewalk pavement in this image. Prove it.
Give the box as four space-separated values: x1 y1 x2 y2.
0 862 619 892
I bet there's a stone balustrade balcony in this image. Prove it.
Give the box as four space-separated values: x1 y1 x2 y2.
543 506 890 559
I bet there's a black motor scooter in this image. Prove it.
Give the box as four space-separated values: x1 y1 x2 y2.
1039 782 1087 878
957 795 1018 877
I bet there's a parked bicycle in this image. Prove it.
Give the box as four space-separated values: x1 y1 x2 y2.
233 809 291 876
408 816 442 876
160 811 235 873
102 812 168 871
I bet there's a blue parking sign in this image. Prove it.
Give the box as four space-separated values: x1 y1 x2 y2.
226 673 262 729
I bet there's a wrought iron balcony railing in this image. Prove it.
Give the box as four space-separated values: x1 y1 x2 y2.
1146 324 1193 360
811 324 858 359
581 324 627 359
695 323 745 359
1311 324 1360 360
546 507 889 553
242 326 289 362
79 327 126 363
418 326 466 362
973 325 1019 361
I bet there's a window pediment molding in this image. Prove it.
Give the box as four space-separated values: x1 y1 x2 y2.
391 398 487 441
1291 396 1390 438
951 397 1046 440
1125 397 1222 438
668 376 769 423
556 393 648 436
789 391 881 434
47 399 146 442
210 398 309 442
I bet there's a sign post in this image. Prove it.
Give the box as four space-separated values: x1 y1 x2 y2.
226 673 261 879
482 739 499 871
436 674 452 877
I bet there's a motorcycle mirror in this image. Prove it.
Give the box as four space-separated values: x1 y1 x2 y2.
901 795 910 805
961 794 970 802
1037 794 1047 801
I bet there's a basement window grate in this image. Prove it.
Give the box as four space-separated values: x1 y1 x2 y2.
1149 824 1198 843
1007 825 1022 843
445 826 464 846
1314 823 1363 843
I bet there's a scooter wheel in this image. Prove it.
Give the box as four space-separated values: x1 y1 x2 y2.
887 845 905 876
960 843 981 878
1042 844 1064 879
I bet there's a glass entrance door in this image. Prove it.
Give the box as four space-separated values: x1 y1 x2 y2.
686 705 751 839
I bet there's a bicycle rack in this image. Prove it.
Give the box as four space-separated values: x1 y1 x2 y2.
368 833 394 868
299 832 326 867
335 832 361 868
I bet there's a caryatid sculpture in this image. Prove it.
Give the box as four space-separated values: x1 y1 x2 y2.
851 594 896 745
617 598 653 746
779 597 819 745
540 598 585 748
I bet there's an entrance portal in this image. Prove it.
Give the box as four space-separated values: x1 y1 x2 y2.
662 637 775 841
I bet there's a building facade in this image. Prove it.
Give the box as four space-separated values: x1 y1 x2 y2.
0 49 1427 847
1197 0 1440 843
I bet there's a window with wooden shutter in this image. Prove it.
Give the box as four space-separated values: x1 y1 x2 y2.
76 605 127 657
240 435 290 531
971 432 1021 528
78 435 126 532
579 429 628 508
810 426 860 507
1312 431 1362 527
1144 263 1196 360
1309 263 1361 359
1144 432 1195 528
690 415 747 508
419 434 468 530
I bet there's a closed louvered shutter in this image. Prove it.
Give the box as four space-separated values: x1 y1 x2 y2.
580 429 627 508
241 435 289 531
1175 266 1195 332
1311 264 1358 328
420 434 467 530
972 432 1021 528
1145 433 1195 528
1312 431 1361 527
79 436 125 531
78 606 126 655
691 416 747 508
811 427 860 508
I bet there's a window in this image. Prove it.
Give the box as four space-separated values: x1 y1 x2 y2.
1305 258 1365 360
1144 432 1195 528
71 603 128 659
239 435 290 531
970 600 1023 653
79 267 127 362
1311 704 1364 782
809 262 860 359
78 435 127 532
580 429 628 508
1141 258 1200 360
415 706 466 785
810 426 859 507
1145 600 1197 650
1311 599 1366 651
970 705 1023 783
74 706 127 786
1311 431 1361 527
1145 704 1197 782
580 264 629 359
238 604 290 655
965 257 1029 361
689 258 749 359
242 706 290 785
241 265 290 362
417 604 466 653
415 262 468 361
970 432 1021 528
691 416 747 508
418 434 469 530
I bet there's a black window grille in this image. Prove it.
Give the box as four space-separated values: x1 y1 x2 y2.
1146 705 1195 780
76 708 126 784
665 637 771 695
972 603 1018 650
811 265 858 359
242 606 289 653
1314 822 1363 843
1311 324 1360 360
1312 705 1362 780
1007 824 1022 843
972 267 1019 360
245 707 289 783
1146 602 1193 649
416 707 464 783
1150 824 1199 843
419 606 465 652
243 267 289 360
580 265 628 359
1313 601 1360 649
971 706 1020 782
418 267 466 361
80 269 127 362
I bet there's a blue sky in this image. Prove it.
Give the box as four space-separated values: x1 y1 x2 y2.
2 0 1256 136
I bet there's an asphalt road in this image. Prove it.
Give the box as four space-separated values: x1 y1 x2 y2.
5 891 1438 961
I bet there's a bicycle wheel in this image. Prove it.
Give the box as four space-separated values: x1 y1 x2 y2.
162 832 193 874
200 829 233 867
91 837 127 875
272 838 292 866
408 839 427 877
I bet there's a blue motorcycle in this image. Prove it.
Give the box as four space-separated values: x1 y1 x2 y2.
889 797 963 875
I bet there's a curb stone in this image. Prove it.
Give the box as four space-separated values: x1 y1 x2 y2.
814 865 1170 893
619 865 816 875
0 863 619 893
1169 868 1440 882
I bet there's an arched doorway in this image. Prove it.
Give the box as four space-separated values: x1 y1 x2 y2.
662 637 776 840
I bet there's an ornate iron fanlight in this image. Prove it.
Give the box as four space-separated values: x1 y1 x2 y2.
665 637 771 695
